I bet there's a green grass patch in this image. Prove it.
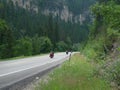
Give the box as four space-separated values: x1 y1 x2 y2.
0 53 48 61
35 54 111 90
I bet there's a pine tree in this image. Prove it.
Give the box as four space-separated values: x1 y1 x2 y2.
0 19 14 58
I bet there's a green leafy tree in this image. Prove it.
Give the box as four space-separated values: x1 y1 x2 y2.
39 37 53 53
57 41 68 52
32 35 41 55
14 37 32 56
65 37 72 50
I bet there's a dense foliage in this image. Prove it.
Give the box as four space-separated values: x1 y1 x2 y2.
0 19 14 58
83 0 120 58
0 0 93 43
0 0 95 59
82 0 120 87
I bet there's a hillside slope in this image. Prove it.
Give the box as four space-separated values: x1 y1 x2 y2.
82 0 120 89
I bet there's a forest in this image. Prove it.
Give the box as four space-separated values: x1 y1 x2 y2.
0 0 95 59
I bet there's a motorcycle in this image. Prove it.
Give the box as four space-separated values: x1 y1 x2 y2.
49 52 54 58
66 51 68 55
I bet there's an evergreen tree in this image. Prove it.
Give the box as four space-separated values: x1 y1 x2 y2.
0 19 14 58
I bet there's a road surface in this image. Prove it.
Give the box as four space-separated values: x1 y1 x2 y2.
0 52 72 89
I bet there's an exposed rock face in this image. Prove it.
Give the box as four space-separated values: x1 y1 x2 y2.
42 5 85 24
11 0 38 13
9 0 94 24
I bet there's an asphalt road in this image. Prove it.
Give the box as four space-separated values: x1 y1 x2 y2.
0 52 71 89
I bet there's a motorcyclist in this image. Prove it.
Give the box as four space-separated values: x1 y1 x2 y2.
66 50 68 54
49 51 54 58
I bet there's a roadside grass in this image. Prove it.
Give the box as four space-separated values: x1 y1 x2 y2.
35 54 111 90
0 53 48 61
0 52 62 61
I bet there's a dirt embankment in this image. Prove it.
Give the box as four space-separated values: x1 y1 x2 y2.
99 39 120 90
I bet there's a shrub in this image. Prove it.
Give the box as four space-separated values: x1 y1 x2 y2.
14 37 33 56
39 37 53 53
32 35 42 55
56 41 67 52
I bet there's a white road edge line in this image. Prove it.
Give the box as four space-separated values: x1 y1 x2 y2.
0 58 65 77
